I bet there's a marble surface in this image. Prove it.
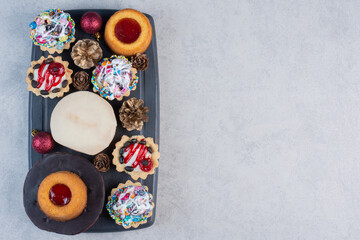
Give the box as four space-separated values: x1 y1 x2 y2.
1 0 360 239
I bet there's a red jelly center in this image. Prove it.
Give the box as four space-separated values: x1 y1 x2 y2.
49 184 71 206
139 159 153 172
48 62 65 76
114 18 141 44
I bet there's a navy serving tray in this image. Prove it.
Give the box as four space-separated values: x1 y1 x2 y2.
28 9 159 233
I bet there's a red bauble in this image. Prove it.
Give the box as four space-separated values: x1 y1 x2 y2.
80 12 103 34
32 131 55 154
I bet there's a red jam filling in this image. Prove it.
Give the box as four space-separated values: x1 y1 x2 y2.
114 18 141 44
139 158 153 172
49 184 72 206
48 62 65 76
37 61 65 91
124 140 153 172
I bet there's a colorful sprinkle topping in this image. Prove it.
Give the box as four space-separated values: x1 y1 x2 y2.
29 9 75 50
106 185 153 227
91 55 138 100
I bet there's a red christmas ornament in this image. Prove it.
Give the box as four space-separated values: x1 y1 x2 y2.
80 12 103 34
31 130 55 154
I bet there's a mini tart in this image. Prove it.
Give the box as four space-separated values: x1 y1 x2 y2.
112 135 160 180
104 9 153 56
106 180 154 229
29 9 76 54
26 56 72 98
92 55 138 101
37 171 87 222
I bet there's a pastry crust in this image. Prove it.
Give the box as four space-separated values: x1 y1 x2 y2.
37 36 76 54
37 171 87 222
104 9 152 56
108 180 153 229
112 135 160 180
26 56 73 99
92 67 137 101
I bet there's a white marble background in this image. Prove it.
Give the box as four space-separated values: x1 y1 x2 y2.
1 0 360 239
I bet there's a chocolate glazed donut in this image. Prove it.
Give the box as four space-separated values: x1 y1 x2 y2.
23 152 105 235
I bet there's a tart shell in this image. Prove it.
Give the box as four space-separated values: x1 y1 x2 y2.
26 56 73 99
112 135 160 180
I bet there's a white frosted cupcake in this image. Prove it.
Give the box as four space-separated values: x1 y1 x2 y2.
29 9 76 54
91 55 138 101
106 181 154 229
29 9 75 54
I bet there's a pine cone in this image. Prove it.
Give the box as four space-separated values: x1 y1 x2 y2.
72 71 90 90
71 39 103 69
93 153 110 172
119 97 149 131
131 53 149 71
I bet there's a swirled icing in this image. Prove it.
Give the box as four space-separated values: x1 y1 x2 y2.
91 55 138 100
29 9 75 50
106 185 153 227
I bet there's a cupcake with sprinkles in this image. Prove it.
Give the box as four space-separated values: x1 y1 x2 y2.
106 180 154 229
29 9 76 54
92 55 138 101
26 56 73 98
112 135 160 180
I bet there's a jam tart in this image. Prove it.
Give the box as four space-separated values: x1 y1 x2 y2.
112 135 160 180
26 56 72 98
104 9 153 56
37 171 87 222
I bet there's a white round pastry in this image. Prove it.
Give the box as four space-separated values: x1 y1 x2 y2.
50 91 117 155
